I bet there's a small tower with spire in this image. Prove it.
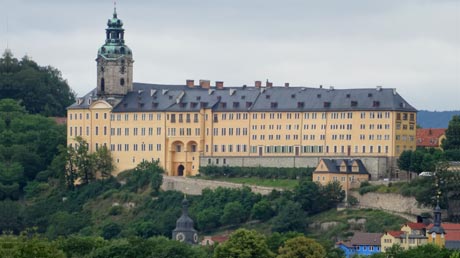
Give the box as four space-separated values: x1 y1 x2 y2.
96 4 134 98
428 186 446 247
172 196 198 245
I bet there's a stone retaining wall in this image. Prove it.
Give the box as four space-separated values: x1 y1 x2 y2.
349 191 432 215
161 176 281 195
200 156 389 180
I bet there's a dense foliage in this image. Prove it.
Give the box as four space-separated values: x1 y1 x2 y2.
0 50 75 116
199 166 313 179
0 99 65 200
442 115 460 161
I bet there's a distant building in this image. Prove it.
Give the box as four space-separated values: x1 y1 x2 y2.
313 159 370 190
336 232 382 258
416 128 446 149
172 197 198 245
200 235 229 246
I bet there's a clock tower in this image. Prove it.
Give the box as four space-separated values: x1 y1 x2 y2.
96 7 133 97
172 197 198 245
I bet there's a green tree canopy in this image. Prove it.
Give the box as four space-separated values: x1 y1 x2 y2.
0 50 75 116
277 236 326 258
214 229 275 258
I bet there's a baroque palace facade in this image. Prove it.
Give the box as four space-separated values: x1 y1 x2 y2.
67 10 417 177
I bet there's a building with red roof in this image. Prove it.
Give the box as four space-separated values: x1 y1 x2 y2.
416 128 446 149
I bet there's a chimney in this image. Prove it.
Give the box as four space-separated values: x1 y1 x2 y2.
284 82 290 87
200 80 211 89
319 85 323 89
266 80 273 88
216 81 224 89
186 79 194 88
255 81 262 88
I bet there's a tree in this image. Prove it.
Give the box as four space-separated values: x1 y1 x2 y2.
102 222 122 240
94 145 115 179
442 115 460 151
271 201 307 233
213 229 275 258
318 181 345 211
73 137 95 184
293 180 321 214
220 201 245 225
0 50 75 116
196 207 221 232
277 236 326 258
251 199 275 221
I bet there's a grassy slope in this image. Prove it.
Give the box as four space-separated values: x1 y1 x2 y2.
196 176 299 189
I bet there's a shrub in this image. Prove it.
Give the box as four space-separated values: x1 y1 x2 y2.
109 205 123 216
347 195 359 206
199 166 313 180
358 185 380 195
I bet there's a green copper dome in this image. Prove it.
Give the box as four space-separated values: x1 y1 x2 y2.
97 8 132 59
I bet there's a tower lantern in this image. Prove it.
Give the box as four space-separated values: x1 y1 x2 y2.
96 7 134 97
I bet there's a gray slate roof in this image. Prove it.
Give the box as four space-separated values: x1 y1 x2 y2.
319 159 370 174
68 83 417 112
349 232 383 246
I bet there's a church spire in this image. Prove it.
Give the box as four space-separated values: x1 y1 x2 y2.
96 7 134 98
172 196 198 245
113 1 117 18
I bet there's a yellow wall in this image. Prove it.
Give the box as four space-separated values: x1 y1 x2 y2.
381 234 398 252
427 233 445 248
68 105 417 176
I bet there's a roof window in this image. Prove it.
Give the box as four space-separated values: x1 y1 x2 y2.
323 102 331 108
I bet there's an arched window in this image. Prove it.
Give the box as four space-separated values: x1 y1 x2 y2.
100 78 105 92
120 78 125 86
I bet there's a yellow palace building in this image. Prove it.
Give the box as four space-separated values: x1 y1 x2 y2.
67 10 417 177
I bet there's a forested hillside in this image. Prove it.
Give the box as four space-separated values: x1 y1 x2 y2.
418 110 460 128
0 50 75 116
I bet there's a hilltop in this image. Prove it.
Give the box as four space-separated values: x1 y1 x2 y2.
418 110 460 128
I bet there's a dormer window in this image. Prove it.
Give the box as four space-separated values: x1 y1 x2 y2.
180 103 187 108
351 101 358 107
317 94 321 98
271 102 278 108
233 102 240 108
200 102 208 108
246 102 253 108
346 94 351 98
169 95 173 100
220 102 227 108
373 101 380 107
266 95 270 99
152 102 159 108
291 94 296 98
191 102 198 108
297 102 304 108
323 102 331 108
368 93 373 97
196 96 201 101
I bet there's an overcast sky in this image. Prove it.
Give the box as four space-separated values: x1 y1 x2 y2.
1 0 459 110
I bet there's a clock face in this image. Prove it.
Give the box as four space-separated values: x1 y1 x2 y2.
176 232 185 242
193 233 198 243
